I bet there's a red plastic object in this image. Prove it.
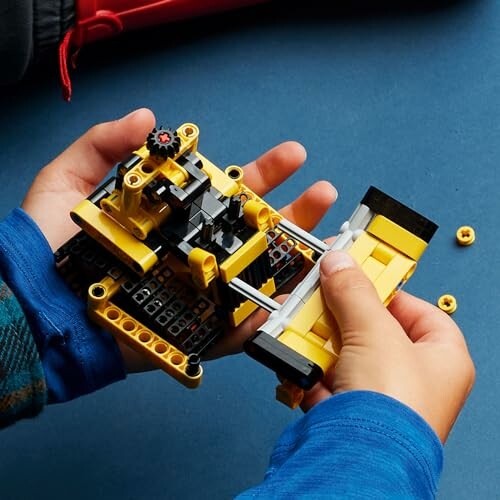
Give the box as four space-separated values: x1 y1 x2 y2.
59 0 269 100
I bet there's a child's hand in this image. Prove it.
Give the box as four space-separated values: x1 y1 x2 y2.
22 109 156 251
21 108 336 371
301 251 475 443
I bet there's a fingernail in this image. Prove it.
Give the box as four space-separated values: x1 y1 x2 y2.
320 251 355 277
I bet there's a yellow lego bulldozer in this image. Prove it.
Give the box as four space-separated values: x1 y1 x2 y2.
55 123 437 407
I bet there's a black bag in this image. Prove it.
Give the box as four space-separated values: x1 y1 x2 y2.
1 0 75 85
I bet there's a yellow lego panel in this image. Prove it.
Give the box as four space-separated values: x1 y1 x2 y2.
278 329 337 373
310 315 341 355
367 215 427 261
88 123 201 244
281 284 342 361
229 278 276 327
371 241 397 265
346 228 417 304
197 152 241 198
304 331 328 348
286 287 325 338
70 200 158 274
373 253 416 305
219 231 269 282
360 256 386 283
347 231 379 265
89 304 202 388
122 151 187 197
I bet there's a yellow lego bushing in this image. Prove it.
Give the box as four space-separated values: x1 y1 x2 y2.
438 294 457 314
456 226 475 246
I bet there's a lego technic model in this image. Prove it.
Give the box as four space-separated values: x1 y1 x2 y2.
55 123 438 407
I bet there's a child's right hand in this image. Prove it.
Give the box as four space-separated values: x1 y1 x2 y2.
301 250 475 444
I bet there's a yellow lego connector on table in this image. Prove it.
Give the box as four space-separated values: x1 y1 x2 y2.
438 294 457 314
456 226 475 246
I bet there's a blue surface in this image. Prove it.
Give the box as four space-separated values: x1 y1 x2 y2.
0 1 498 498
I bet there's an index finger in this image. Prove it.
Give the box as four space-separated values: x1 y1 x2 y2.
48 108 156 186
241 141 307 196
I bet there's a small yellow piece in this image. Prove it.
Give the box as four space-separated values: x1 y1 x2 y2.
188 248 219 289
224 165 244 185
243 199 275 232
456 226 475 246
276 380 304 409
438 294 457 314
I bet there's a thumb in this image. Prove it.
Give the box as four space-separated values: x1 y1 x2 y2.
51 108 156 185
320 251 389 343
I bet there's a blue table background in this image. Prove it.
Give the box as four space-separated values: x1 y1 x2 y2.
1 1 498 498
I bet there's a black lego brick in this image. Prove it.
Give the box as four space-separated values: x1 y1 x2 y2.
266 229 305 290
244 332 323 390
181 317 224 355
214 229 244 257
361 186 438 243
192 190 227 224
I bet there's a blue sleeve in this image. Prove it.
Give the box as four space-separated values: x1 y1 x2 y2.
0 208 126 403
238 391 443 499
